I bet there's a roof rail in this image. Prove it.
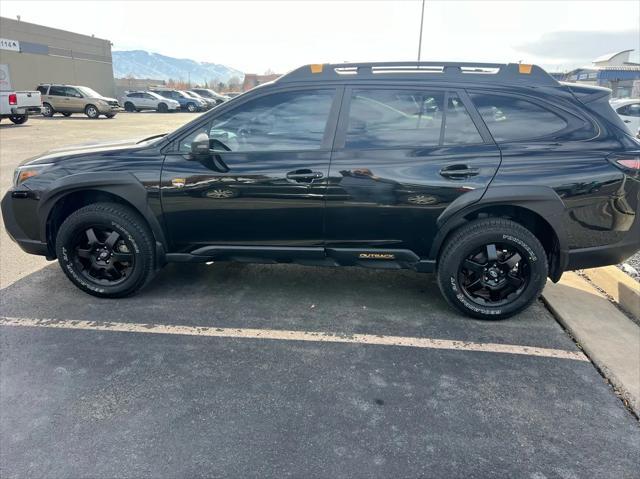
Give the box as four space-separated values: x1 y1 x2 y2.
278 62 558 87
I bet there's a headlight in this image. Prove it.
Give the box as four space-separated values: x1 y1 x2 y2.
14 164 53 186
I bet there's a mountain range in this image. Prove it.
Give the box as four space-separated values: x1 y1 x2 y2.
112 50 244 85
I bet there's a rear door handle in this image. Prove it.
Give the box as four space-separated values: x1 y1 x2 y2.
439 165 480 179
286 169 324 182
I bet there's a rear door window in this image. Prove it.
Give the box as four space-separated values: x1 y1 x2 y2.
48 86 65 96
345 89 445 148
443 93 483 145
469 93 568 142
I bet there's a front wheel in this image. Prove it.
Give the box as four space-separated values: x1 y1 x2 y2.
85 104 99 119
105 113 116 118
186 102 197 112
55 203 157 297
437 218 548 320
157 102 168 113
9 115 28 124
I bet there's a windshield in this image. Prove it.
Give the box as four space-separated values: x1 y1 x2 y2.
187 91 203 98
77 86 103 98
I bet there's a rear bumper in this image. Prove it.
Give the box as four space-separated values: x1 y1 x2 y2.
1 189 49 257
567 218 640 270
7 106 41 115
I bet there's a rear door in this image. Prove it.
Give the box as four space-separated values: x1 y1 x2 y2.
325 86 501 257
47 85 67 110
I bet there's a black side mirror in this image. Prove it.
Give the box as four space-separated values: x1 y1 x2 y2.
190 133 211 159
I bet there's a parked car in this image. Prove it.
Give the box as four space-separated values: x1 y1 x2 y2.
36 84 121 118
150 89 206 112
0 90 41 124
191 88 229 104
611 98 640 134
4 62 640 320
184 90 215 109
121 91 180 113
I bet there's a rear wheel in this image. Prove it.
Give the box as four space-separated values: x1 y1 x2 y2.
55 203 157 297
437 218 548 320
9 115 28 124
124 102 136 112
85 104 99 119
41 102 54 117
157 102 168 113
105 113 116 118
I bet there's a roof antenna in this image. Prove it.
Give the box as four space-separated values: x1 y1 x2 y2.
417 0 425 61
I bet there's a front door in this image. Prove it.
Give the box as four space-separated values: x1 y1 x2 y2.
325 87 501 257
161 87 341 250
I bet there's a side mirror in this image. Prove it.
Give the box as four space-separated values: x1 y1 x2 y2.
190 133 211 159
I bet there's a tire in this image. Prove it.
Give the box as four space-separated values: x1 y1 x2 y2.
157 102 168 113
41 102 54 117
437 218 548 320
124 102 135 112
186 102 197 112
55 203 156 298
85 104 99 119
62 112 72 117
9 115 28 124
105 113 116 118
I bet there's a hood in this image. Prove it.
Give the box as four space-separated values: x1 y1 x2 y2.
21 136 163 166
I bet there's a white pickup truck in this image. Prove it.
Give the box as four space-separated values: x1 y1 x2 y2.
0 90 41 125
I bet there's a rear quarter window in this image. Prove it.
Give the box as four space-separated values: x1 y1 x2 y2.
469 93 569 142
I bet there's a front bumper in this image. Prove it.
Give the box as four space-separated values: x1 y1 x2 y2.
1 189 50 257
97 104 122 114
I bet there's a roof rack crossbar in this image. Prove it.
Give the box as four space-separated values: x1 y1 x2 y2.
278 61 558 86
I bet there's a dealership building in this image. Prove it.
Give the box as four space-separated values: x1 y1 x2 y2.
0 16 116 96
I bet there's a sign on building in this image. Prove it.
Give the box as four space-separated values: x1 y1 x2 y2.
0 38 20 52
0 64 11 90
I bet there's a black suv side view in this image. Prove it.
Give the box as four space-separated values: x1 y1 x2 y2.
4 62 639 319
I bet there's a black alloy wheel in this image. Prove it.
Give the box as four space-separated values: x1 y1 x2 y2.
56 202 157 297
458 242 529 307
437 218 548 320
71 226 135 286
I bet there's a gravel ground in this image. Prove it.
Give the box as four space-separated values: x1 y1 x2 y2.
619 251 640 282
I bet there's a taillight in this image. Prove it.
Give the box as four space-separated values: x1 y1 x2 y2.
8 93 17 105
608 153 640 172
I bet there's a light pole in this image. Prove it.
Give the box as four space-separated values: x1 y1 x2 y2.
417 0 426 62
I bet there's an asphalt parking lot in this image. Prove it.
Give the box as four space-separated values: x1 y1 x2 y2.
1 114 639 478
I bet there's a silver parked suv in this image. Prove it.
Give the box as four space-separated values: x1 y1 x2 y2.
121 91 180 113
36 84 121 118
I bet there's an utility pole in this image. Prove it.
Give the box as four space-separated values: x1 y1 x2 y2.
417 0 426 62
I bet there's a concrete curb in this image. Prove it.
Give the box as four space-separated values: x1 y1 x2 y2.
581 266 639 320
542 273 640 417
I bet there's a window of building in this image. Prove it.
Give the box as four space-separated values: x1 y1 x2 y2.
470 93 568 142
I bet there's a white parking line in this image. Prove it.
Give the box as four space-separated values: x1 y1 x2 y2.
0 316 589 362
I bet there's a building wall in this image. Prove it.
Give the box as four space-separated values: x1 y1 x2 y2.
0 17 116 96
114 78 166 99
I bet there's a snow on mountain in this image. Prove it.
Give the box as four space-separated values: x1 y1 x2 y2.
112 50 244 84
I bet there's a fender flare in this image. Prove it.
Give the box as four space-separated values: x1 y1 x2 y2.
37 172 167 260
429 185 569 280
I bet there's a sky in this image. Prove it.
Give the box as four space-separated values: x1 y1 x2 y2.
1 0 639 73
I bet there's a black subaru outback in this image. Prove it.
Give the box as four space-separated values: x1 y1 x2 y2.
3 62 639 319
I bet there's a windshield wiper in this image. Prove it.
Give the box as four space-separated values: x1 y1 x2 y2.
137 133 168 144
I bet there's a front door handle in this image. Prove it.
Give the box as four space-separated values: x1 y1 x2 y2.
439 165 480 179
286 169 324 182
